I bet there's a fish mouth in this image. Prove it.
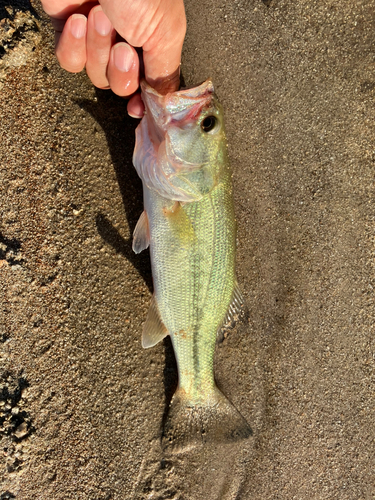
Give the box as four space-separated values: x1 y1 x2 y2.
140 79 215 129
140 78 214 101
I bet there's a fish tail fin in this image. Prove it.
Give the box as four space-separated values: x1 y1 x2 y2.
162 386 252 453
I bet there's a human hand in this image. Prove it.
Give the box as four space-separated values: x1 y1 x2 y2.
40 0 186 117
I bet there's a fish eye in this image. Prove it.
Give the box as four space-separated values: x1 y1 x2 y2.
201 115 218 133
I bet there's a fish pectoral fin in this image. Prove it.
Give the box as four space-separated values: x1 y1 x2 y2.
219 282 245 332
142 295 169 348
132 210 150 254
162 201 196 246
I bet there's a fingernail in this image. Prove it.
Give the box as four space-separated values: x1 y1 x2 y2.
128 110 144 119
113 43 133 72
128 98 145 119
70 14 86 39
94 10 112 36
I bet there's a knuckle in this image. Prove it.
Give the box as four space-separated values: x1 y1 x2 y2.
59 56 85 73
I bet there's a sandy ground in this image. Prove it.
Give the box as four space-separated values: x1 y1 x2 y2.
1 0 374 498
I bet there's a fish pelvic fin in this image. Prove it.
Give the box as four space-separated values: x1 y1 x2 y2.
162 386 252 453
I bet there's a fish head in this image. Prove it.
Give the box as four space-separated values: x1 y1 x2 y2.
133 79 229 202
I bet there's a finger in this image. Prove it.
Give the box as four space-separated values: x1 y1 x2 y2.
142 2 186 94
55 14 87 73
86 5 116 89
127 93 145 119
41 0 98 19
107 42 139 97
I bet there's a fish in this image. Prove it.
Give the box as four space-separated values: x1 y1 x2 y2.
132 79 251 451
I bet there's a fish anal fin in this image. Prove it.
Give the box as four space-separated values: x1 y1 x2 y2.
132 210 150 254
142 295 168 348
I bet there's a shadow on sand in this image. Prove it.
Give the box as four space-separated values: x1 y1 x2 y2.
76 88 178 433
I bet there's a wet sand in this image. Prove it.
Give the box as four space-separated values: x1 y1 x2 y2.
1 0 374 498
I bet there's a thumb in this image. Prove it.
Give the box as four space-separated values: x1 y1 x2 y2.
142 12 186 95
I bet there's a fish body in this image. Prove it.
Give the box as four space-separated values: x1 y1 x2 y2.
132 80 251 450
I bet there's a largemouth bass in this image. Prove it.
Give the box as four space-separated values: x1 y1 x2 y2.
132 79 251 451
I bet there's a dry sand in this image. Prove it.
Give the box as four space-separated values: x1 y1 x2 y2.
1 0 374 498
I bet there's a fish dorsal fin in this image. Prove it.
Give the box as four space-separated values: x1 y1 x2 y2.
142 295 169 348
220 282 245 331
132 210 150 254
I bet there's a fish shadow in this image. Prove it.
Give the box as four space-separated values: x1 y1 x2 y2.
161 336 178 428
77 89 178 421
76 89 152 290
